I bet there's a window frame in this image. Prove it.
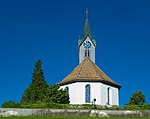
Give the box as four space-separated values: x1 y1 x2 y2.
85 84 91 103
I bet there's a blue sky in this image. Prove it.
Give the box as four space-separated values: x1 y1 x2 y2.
0 0 150 107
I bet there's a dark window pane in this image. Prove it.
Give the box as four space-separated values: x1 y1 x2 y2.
85 85 90 103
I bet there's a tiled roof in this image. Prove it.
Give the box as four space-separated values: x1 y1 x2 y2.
58 58 121 89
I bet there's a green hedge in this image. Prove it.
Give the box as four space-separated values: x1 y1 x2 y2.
124 104 150 110
20 103 69 109
20 103 122 110
2 101 20 108
2 101 122 110
19 103 92 109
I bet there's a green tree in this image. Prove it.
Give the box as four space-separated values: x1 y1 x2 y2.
46 85 70 104
129 90 146 105
21 60 49 104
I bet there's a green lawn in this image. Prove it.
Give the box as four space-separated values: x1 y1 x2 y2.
0 117 148 119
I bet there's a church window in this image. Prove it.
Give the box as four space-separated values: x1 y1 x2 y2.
107 87 110 105
85 50 90 58
88 50 90 57
85 84 91 103
85 50 87 57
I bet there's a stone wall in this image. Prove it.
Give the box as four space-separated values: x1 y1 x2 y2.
0 108 150 117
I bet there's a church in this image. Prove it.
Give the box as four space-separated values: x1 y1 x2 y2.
58 10 121 106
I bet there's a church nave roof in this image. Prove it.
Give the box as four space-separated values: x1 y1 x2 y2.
58 58 121 89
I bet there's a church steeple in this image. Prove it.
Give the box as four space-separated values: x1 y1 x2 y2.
78 9 96 64
83 9 91 39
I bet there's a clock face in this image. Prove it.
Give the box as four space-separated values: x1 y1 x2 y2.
84 41 91 48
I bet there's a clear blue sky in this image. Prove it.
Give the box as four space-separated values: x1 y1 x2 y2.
0 0 150 107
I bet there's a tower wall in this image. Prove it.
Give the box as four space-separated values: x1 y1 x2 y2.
79 37 95 63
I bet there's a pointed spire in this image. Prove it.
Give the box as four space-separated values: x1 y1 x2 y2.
83 9 91 39
86 9 88 19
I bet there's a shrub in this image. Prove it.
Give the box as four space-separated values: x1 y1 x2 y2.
46 103 68 109
20 102 69 109
2 101 20 108
96 105 122 110
82 104 93 109
109 105 122 110
124 104 150 110
2 101 122 110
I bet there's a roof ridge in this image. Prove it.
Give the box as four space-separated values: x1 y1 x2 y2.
87 58 102 79
83 58 120 86
77 59 86 78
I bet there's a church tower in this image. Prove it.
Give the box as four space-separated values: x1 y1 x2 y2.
58 10 121 106
78 10 96 63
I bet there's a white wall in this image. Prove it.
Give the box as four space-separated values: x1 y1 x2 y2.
79 37 95 63
60 82 119 105
100 83 119 105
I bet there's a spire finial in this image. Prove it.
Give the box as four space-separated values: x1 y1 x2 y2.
86 9 88 19
82 9 91 39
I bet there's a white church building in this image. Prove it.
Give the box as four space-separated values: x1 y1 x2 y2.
58 10 121 106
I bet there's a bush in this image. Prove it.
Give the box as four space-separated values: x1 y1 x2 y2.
96 105 122 110
82 104 93 109
124 104 150 110
20 103 69 109
2 101 122 110
46 103 68 109
108 105 122 110
2 101 20 108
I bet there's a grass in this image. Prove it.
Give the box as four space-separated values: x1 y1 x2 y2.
0 117 148 119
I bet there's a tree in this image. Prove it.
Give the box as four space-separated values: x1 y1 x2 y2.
129 90 146 105
20 60 69 105
58 87 70 104
21 60 49 104
45 85 70 104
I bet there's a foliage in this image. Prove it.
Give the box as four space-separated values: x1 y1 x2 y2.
82 104 93 109
124 90 148 110
45 85 70 104
93 105 122 110
20 60 49 104
2 101 20 108
20 60 69 105
18 103 121 110
124 104 150 110
128 90 146 105
20 102 69 109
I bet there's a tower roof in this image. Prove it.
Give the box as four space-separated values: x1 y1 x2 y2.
82 9 91 39
78 9 96 47
58 58 121 89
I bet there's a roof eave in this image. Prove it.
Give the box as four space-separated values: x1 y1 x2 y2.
57 79 121 89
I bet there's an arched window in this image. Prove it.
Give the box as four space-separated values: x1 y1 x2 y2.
107 87 110 105
85 84 91 103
